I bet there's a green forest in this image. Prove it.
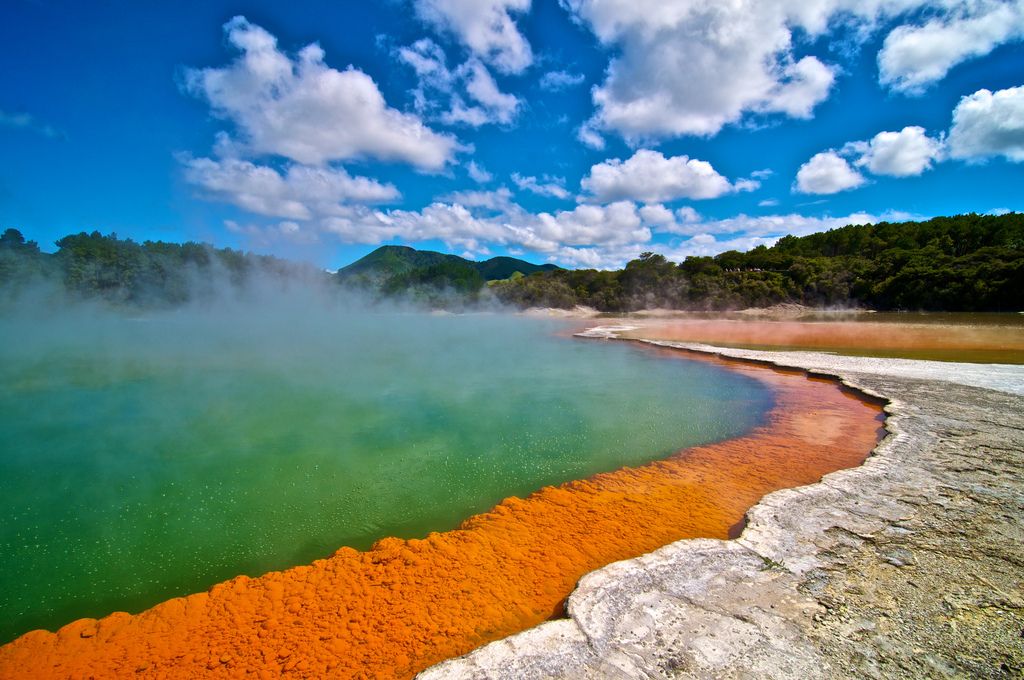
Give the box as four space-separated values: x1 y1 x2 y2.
2 212 1022 311
491 213 1023 312
0 229 325 307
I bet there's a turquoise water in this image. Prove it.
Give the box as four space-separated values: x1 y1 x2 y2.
0 309 771 643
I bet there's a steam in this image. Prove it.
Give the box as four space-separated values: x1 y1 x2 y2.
0 285 771 643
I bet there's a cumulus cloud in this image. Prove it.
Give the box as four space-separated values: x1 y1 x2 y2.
218 188 919 270
525 202 650 250
794 86 1023 191
182 157 400 219
850 125 945 176
398 40 521 127
879 1 1024 94
312 198 651 259
947 85 1024 162
185 17 459 170
413 0 533 74
638 203 676 228
580 149 755 203
511 173 571 199
562 0 1023 142
794 151 866 194
564 0 840 141
539 70 586 91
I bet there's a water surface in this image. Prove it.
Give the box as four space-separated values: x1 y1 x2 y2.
0 309 770 643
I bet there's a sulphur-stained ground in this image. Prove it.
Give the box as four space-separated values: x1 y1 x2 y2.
420 333 1024 679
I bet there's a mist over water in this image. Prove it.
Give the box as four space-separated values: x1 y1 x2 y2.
0 292 771 643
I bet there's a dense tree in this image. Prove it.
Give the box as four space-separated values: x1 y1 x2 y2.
2 213 1021 311
491 213 1023 312
0 230 325 307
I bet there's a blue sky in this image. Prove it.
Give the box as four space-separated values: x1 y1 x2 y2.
2 0 1023 269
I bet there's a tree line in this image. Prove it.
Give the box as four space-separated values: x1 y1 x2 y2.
2 212 1021 311
490 213 1023 311
0 229 326 307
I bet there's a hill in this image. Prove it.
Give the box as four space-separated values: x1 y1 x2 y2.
336 245 559 284
474 255 561 280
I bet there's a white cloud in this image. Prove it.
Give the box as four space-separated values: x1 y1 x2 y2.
397 38 454 112
467 160 493 183
414 0 533 74
440 186 514 210
398 40 521 127
576 122 606 150
796 88 1018 188
879 1 1024 94
564 0 839 141
182 156 399 219
185 17 459 170
750 169 775 180
511 173 571 199
852 125 945 176
455 59 520 124
217 187 921 270
794 151 866 194
676 206 702 223
758 198 780 207
563 1 1023 142
225 219 321 246
659 234 778 260
662 210 915 238
638 203 676 227
539 70 586 91
526 202 650 250
322 203 504 250
314 198 652 259
580 149 755 203
948 84 1024 162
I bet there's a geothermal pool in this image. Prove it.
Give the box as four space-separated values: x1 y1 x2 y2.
0 310 771 644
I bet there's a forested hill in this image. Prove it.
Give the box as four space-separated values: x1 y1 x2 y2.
492 213 1023 312
0 229 327 306
336 245 560 283
2 213 1021 311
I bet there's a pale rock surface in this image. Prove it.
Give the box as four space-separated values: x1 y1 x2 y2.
420 337 1024 679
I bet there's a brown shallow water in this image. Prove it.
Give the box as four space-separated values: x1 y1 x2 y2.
0 345 884 679
617 314 1024 364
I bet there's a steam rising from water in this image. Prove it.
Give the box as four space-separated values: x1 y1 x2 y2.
0 287 771 643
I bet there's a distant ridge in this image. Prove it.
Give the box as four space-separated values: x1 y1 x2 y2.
336 245 560 282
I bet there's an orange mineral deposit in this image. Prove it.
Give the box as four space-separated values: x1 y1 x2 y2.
0 346 884 679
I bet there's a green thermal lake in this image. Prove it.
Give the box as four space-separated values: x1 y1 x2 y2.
0 309 771 643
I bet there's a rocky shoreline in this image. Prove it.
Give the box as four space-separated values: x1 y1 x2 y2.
421 333 1024 679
